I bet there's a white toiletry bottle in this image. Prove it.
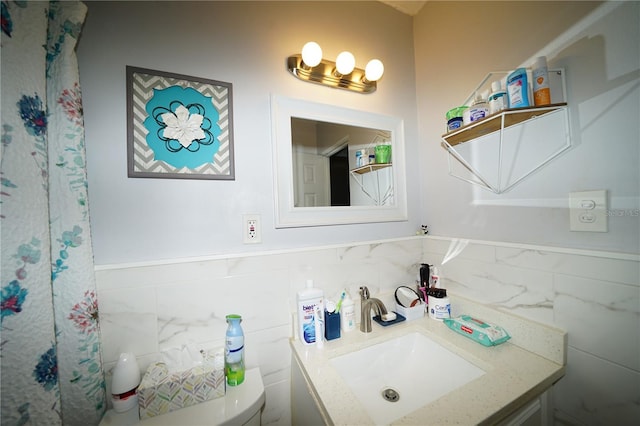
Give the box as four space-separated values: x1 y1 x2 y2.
488 80 508 114
297 280 324 345
430 266 442 288
532 56 551 106
340 292 356 332
111 352 141 413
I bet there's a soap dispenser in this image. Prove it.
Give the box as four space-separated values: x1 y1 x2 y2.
340 292 356 332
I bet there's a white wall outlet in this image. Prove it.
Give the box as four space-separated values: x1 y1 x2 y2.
569 190 608 232
243 214 262 244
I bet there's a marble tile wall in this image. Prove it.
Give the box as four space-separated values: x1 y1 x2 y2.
422 237 639 425
95 236 639 425
95 238 424 425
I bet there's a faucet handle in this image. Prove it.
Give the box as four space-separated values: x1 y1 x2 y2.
359 286 370 300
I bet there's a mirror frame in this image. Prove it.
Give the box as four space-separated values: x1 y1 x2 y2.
271 94 408 228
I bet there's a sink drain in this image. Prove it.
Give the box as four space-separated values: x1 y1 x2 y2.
381 387 400 402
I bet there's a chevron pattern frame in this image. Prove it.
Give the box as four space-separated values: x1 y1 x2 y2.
126 66 235 179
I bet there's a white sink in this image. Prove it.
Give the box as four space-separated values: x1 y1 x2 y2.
330 332 485 425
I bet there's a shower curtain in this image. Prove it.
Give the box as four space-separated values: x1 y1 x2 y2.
1 1 106 425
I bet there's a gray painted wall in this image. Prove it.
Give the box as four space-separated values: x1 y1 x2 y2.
78 1 639 264
78 1 420 264
415 1 639 254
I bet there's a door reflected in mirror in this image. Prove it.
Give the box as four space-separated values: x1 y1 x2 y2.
291 117 392 207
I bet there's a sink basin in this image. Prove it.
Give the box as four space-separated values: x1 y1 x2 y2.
330 332 485 425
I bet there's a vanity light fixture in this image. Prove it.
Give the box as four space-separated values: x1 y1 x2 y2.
288 41 384 94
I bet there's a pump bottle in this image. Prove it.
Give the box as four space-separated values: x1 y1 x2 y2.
296 280 324 345
340 292 356 332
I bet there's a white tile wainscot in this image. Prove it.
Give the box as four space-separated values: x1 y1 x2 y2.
290 293 566 425
95 235 639 425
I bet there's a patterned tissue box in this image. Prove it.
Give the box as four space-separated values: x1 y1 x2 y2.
138 348 225 419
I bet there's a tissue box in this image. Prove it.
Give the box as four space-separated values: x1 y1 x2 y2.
138 348 225 419
395 302 426 322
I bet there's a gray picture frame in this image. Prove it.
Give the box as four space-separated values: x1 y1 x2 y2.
126 66 235 180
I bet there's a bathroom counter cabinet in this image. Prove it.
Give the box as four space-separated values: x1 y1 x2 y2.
290 293 566 425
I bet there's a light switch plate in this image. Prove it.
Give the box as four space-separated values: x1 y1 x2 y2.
569 190 607 232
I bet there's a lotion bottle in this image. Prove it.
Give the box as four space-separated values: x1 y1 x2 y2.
340 292 356 332
428 288 451 321
297 280 324 345
488 80 508 114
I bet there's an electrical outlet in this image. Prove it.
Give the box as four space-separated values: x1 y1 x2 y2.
569 190 607 232
243 214 261 244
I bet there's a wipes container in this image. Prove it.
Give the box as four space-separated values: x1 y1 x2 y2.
443 315 511 346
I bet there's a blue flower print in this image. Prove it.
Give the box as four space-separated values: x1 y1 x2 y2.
18 94 47 137
33 346 58 392
1 280 28 324
1 1 12 37
52 226 83 281
144 85 221 169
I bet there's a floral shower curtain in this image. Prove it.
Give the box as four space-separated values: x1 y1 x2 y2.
1 1 106 425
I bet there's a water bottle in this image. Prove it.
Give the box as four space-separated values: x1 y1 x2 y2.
225 314 245 386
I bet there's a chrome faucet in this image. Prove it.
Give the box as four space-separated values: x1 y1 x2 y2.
359 286 388 333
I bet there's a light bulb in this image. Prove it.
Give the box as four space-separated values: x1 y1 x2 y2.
365 59 384 82
335 51 355 75
301 41 322 67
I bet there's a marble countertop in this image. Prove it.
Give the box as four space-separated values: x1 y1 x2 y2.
290 294 566 425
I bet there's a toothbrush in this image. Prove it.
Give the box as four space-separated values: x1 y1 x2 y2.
314 306 324 348
335 291 346 313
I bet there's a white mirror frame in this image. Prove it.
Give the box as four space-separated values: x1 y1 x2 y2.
271 94 408 228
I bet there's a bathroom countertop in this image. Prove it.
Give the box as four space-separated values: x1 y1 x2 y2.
290 295 566 425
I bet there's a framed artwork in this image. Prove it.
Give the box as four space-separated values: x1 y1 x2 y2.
126 66 235 180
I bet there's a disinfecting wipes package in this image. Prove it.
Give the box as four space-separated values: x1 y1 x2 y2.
443 315 511 347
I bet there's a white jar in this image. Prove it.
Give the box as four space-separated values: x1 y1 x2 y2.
428 288 451 321
463 93 489 125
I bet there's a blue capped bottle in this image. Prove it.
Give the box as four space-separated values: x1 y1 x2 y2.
225 314 245 386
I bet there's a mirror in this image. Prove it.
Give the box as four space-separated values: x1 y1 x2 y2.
271 95 407 228
395 286 421 308
291 117 392 208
